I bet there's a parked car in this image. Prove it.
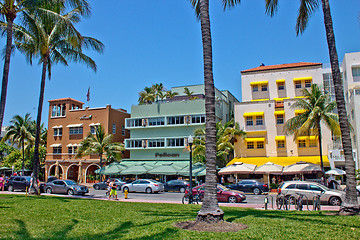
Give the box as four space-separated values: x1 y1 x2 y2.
164 180 189 193
278 181 345 206
44 179 89 195
40 176 58 192
5 176 31 192
186 184 246 203
121 179 164 193
227 180 269 195
93 178 126 190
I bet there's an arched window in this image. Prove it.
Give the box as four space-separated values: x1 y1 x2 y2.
51 105 56 117
62 104 66 116
56 105 61 116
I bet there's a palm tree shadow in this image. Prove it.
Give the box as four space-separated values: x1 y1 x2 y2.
14 219 32 239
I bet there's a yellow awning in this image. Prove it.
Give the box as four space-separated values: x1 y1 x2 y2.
245 137 266 142
227 156 330 167
297 136 318 141
250 81 268 86
293 77 312 82
309 136 318 140
294 96 305 98
274 97 290 101
274 111 285 115
275 136 286 141
243 112 264 117
276 79 285 83
295 109 307 114
251 99 270 102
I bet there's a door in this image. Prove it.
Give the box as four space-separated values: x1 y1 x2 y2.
309 184 325 203
13 177 22 190
217 187 226 202
138 180 149 192
52 180 64 194
295 183 311 200
130 180 140 192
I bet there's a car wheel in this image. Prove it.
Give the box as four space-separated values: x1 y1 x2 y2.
123 187 129 193
8 185 14 192
329 196 341 206
228 196 237 203
146 187 152 194
67 189 74 195
253 188 261 195
94 185 100 190
288 196 296 205
179 187 185 193
46 188 52 194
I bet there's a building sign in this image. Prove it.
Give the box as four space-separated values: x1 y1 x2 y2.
155 153 180 158
80 114 92 120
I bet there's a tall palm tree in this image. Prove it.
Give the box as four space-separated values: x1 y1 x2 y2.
0 0 90 139
76 125 124 181
285 84 340 177
1 113 34 175
138 86 156 104
13 7 103 191
190 0 240 222
184 87 197 100
165 90 178 100
265 0 359 214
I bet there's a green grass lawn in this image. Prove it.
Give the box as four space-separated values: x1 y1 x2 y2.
0 194 359 240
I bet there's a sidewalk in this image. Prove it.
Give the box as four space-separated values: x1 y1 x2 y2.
0 191 341 211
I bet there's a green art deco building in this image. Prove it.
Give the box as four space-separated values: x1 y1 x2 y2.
123 84 238 167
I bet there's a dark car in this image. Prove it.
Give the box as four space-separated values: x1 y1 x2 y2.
44 179 89 195
186 184 246 203
227 180 269 195
6 176 31 192
164 180 189 193
93 178 126 190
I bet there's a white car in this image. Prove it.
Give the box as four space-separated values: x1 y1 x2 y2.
121 179 164 194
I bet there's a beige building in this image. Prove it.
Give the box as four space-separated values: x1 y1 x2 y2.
230 62 333 168
45 98 130 183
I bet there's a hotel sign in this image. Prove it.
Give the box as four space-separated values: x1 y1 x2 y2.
155 153 180 158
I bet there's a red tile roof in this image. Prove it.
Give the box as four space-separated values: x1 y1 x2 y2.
241 62 322 73
48 98 84 104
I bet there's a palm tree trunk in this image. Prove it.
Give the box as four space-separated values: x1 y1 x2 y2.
99 153 103 182
32 58 48 193
0 17 15 133
317 121 325 183
196 0 224 223
22 141 25 176
321 0 359 212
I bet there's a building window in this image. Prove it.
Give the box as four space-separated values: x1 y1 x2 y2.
122 126 125 136
69 127 83 135
352 67 360 82
305 80 312 88
191 115 205 124
148 117 165 126
127 140 142 148
253 85 258 92
90 126 96 134
256 116 263 125
247 142 254 149
309 140 317 147
298 140 306 148
295 81 302 89
277 140 285 148
167 138 185 147
127 119 142 127
148 139 165 148
68 146 77 154
278 83 285 90
261 85 268 91
355 89 360 95
53 147 62 154
276 115 284 125
54 128 62 136
51 106 56 117
246 117 253 126
257 142 264 149
351 110 355 120
167 116 185 125
112 124 116 134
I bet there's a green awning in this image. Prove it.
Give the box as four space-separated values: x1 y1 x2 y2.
148 164 183 175
178 163 206 176
120 164 154 175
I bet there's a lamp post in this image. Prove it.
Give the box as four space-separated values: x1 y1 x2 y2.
188 135 193 204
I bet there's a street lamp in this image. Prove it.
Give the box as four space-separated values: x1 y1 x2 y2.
188 135 193 204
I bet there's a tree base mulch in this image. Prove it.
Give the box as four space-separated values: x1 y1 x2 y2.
174 221 248 232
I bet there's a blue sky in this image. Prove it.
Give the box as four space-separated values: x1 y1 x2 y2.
2 0 360 126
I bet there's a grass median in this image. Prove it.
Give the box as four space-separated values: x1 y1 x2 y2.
0 194 359 239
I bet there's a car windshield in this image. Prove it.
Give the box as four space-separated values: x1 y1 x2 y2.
64 180 77 185
24 177 32 181
149 179 161 184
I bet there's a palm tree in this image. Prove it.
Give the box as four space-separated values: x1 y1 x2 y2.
76 125 125 181
285 84 340 178
184 87 197 100
13 7 103 191
0 0 90 140
1 114 34 175
265 0 359 214
165 90 178 100
138 86 156 104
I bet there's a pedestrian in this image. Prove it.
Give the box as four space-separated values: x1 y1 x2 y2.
28 173 34 194
105 179 111 196
221 176 225 185
0 174 4 192
272 176 276 185
108 179 118 200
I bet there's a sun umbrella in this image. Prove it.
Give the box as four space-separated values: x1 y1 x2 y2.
178 163 206 176
77 161 83 183
282 161 321 175
218 162 256 175
95 162 127 175
120 164 153 175
0 167 11 171
148 163 183 175
325 168 346 175
254 162 284 188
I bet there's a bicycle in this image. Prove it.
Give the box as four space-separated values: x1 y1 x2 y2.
182 192 203 204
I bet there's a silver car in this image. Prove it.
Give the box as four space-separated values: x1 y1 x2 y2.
121 179 164 194
44 180 89 195
278 181 345 206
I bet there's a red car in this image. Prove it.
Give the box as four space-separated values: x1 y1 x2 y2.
185 184 246 203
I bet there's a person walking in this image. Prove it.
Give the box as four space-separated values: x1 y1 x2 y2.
0 174 5 192
28 174 34 194
108 179 118 200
